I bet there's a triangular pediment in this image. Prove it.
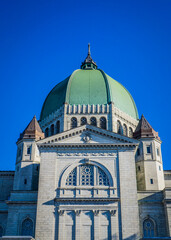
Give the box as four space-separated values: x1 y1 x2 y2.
38 124 139 145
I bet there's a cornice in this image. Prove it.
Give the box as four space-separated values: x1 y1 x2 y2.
54 197 119 203
6 201 37 205
38 143 138 150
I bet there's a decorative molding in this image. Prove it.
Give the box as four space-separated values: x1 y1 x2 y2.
93 210 99 216
38 124 139 146
55 197 119 203
109 210 117 216
75 210 81 216
82 132 92 143
58 210 65 216
56 152 117 157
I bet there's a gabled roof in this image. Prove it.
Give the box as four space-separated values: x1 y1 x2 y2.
19 116 44 141
133 115 160 140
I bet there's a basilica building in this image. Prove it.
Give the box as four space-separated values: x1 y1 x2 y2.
0 45 171 240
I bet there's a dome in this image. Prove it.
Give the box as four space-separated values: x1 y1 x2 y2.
40 68 138 120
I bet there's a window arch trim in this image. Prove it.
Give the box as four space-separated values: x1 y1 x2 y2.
59 159 114 188
143 216 157 238
21 217 34 237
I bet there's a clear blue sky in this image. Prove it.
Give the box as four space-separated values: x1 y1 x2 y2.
0 0 171 170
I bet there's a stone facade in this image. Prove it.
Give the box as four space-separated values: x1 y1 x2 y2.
1 52 171 239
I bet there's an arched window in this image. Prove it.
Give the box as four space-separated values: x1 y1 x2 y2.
80 164 94 186
0 226 3 237
81 117 87 126
143 218 155 238
129 127 133 138
71 117 77 129
90 117 97 126
66 168 76 186
117 120 122 134
56 120 60 134
45 127 49 138
65 164 110 187
123 124 127 136
100 117 107 129
21 218 33 237
50 124 54 136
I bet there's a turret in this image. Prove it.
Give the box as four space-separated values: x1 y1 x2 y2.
13 116 44 191
134 115 165 191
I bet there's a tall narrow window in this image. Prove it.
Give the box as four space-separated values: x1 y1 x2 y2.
90 117 97 126
143 218 155 238
129 127 133 138
123 124 127 136
98 168 109 186
147 146 151 154
137 148 140 156
117 120 122 134
100 117 107 129
80 164 94 186
66 168 77 186
21 218 33 236
81 117 87 126
45 128 49 138
27 146 31 155
157 148 160 156
0 226 3 237
56 120 60 134
71 117 77 129
50 124 54 136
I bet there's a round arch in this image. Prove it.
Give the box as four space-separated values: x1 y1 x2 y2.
58 159 114 188
142 216 157 238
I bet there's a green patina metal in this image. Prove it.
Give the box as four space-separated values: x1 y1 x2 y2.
40 69 139 120
105 73 139 119
65 70 108 105
40 76 70 120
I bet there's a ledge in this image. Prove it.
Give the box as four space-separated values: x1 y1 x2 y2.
54 197 119 202
6 201 37 205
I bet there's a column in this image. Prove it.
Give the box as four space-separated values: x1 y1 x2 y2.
93 210 99 240
58 210 65 240
110 210 119 240
75 210 81 240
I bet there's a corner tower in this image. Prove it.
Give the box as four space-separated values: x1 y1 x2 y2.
134 115 165 191
13 116 44 191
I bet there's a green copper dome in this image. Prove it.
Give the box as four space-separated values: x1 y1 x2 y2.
40 69 138 120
